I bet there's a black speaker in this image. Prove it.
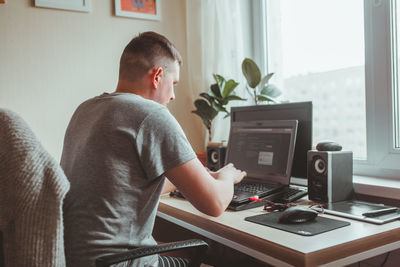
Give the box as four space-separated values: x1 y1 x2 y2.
206 144 227 171
307 150 353 203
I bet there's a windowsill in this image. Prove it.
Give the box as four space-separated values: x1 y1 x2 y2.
352 175 400 200
291 176 400 201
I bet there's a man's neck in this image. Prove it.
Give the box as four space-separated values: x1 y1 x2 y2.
115 79 152 99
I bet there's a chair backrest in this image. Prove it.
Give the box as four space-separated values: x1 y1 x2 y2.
0 108 70 267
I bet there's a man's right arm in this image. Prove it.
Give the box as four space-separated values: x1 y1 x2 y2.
164 158 246 217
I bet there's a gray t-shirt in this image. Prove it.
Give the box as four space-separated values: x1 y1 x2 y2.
61 93 196 267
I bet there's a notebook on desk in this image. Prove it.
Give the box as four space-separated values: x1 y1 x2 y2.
226 120 298 207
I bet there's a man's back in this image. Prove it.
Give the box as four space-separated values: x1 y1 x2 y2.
61 92 196 266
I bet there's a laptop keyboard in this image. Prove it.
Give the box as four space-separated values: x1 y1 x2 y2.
273 186 308 203
234 182 277 197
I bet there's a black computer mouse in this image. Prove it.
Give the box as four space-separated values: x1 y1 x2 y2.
278 206 318 224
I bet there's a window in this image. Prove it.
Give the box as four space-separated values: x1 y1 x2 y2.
255 0 400 178
265 0 366 159
394 0 400 149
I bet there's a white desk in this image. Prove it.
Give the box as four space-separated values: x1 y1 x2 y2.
157 195 400 267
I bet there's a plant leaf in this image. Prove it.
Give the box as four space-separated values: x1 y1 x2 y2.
200 92 215 105
222 79 239 98
193 99 208 109
192 109 211 126
212 102 228 113
260 84 282 98
259 73 274 91
214 97 224 106
257 94 275 103
213 74 225 94
224 95 247 101
193 99 218 121
192 110 210 128
210 83 222 99
242 58 261 88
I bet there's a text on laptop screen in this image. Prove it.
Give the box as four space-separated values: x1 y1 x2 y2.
226 127 292 181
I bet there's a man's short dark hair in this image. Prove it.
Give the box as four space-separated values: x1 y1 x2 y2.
119 31 182 81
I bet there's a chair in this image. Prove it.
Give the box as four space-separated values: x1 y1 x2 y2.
0 108 208 267
95 240 208 267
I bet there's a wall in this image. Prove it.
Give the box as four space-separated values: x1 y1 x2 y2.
0 0 204 160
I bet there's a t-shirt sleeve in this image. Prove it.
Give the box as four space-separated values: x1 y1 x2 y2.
135 107 196 180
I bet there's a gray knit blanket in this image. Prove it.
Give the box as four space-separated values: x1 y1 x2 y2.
0 108 70 267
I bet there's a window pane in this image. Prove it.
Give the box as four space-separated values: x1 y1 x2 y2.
266 0 366 158
394 0 400 149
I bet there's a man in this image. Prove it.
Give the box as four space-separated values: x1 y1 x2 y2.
61 31 246 267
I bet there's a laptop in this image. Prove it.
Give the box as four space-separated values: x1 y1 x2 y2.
226 120 298 205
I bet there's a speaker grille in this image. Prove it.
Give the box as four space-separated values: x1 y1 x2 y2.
206 145 226 171
311 155 327 176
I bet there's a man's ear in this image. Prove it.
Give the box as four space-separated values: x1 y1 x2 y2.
151 67 163 89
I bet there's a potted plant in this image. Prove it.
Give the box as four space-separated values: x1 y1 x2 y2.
241 58 281 104
192 74 246 142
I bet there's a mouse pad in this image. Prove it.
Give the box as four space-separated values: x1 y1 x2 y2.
245 212 350 236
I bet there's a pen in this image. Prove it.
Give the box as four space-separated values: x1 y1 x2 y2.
362 207 399 217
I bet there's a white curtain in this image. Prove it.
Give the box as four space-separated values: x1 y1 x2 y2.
186 0 248 147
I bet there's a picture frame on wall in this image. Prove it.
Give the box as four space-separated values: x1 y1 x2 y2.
35 0 91 12
115 0 161 21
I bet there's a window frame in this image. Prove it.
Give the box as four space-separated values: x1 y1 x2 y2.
256 0 400 179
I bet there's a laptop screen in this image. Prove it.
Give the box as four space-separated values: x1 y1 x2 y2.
225 120 298 185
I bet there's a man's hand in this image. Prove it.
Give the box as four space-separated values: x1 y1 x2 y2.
207 163 246 184
165 159 247 217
